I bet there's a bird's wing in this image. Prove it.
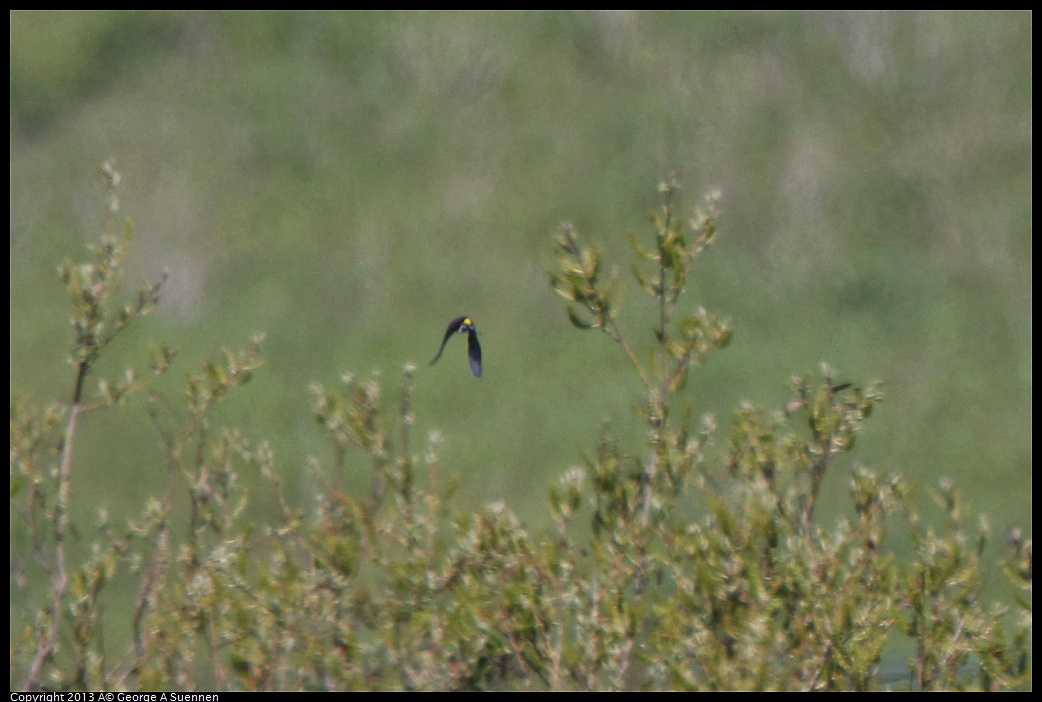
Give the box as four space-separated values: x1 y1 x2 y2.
430 316 468 366
467 329 482 377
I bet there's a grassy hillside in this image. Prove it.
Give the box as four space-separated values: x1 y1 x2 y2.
10 10 1031 546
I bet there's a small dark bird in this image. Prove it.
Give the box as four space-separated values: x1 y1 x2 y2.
430 316 482 377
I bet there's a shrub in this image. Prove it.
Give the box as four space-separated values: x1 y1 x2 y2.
10 166 1031 690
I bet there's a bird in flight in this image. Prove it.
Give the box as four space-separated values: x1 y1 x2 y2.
430 316 482 377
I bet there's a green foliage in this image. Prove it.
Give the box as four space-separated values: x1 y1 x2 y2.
10 169 1030 691
10 11 1032 554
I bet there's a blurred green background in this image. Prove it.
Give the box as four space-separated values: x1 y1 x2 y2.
10 11 1031 543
